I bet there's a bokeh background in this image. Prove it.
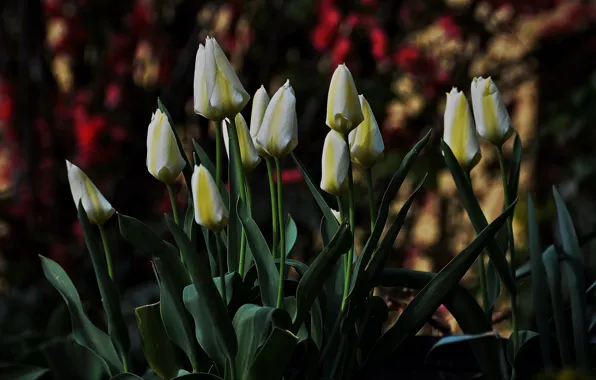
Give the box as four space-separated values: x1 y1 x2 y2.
1 0 596 355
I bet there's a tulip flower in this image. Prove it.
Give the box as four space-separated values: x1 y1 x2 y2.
249 85 270 157
255 80 299 158
192 165 229 232
320 130 350 195
443 88 481 171
193 37 250 121
348 95 384 168
146 109 186 184
66 160 115 225
471 77 514 146
223 113 261 173
326 64 364 134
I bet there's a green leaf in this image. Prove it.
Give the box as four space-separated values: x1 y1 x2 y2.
321 216 346 338
0 364 48 380
118 214 203 370
135 302 179 379
485 260 501 314
237 198 280 307
248 328 298 380
40 336 111 380
38 255 122 374
363 200 516 372
285 214 298 256
527 195 552 368
110 374 144 380
293 222 352 330
166 215 238 370
441 139 517 295
78 203 130 364
158 98 193 189
213 271 245 307
183 194 196 239
553 186 588 368
233 304 293 379
173 374 223 380
506 330 538 366
542 245 572 366
507 134 523 202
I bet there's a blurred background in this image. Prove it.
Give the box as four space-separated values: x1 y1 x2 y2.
1 0 596 357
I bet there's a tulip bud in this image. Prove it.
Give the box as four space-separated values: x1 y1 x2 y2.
471 77 514 146
348 95 384 168
255 80 299 158
194 37 250 121
192 165 229 232
443 88 481 171
331 208 342 222
223 113 261 173
320 130 350 195
249 85 270 157
146 109 186 184
326 64 364 134
66 160 115 225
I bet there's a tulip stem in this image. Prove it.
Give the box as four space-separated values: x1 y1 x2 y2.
166 184 180 225
239 178 252 276
341 134 356 311
496 146 519 353
98 224 114 280
364 168 375 231
275 158 286 308
216 232 227 304
336 196 345 222
266 157 279 259
215 121 223 192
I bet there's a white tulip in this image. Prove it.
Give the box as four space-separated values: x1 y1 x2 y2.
471 77 514 146
255 80 299 158
146 109 186 184
320 130 350 195
326 64 364 134
443 87 481 171
193 37 250 121
192 165 229 232
249 85 270 157
348 95 384 168
66 160 115 225
331 208 342 222
222 113 261 173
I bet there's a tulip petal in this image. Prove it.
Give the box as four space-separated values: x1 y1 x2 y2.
326 64 364 134
349 95 384 168
250 86 270 157
223 114 261 173
320 130 349 195
192 165 229 232
443 88 481 171
146 109 186 184
471 77 513 146
66 160 115 225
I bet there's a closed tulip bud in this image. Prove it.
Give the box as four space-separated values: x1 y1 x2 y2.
255 80 299 158
471 77 514 146
146 109 186 184
320 130 350 195
192 165 229 232
331 208 342 222
194 37 250 121
223 113 261 173
249 85 270 157
443 88 481 171
66 160 115 225
326 64 364 134
348 95 384 168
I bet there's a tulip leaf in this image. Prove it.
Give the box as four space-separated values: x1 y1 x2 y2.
248 327 298 380
135 302 179 379
77 202 130 365
0 364 48 380
484 260 501 315
118 214 205 370
40 337 111 380
553 186 589 368
285 214 298 256
527 195 552 367
173 375 223 380
110 375 144 380
506 330 539 366
212 271 244 308
158 98 193 189
441 139 517 295
362 200 516 372
508 134 523 202
166 215 237 370
293 222 352 330
233 304 293 378
38 255 122 374
237 197 280 307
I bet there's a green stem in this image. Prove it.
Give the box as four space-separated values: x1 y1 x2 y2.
266 157 279 259
341 134 356 311
239 178 252 276
98 224 114 280
216 232 227 304
275 158 286 308
496 146 519 353
166 184 179 225
215 121 223 192
121 354 129 372
336 196 345 222
364 168 375 231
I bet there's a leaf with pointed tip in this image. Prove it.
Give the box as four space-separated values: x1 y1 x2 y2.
285 214 298 256
506 330 539 366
